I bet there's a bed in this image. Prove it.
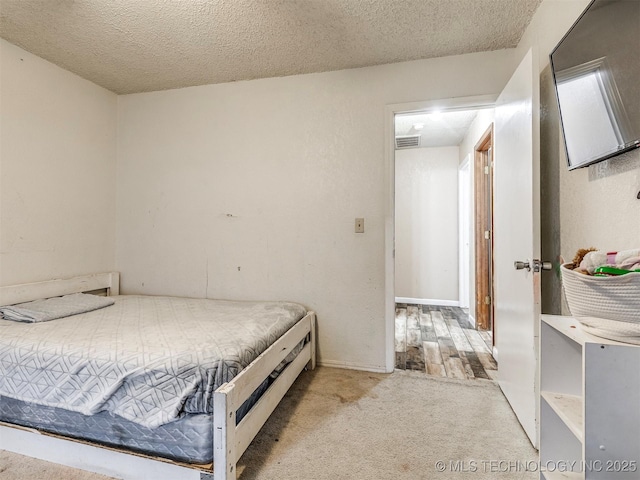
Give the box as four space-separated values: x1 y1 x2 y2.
0 272 316 480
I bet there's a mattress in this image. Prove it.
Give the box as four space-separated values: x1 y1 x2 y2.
0 295 307 428
0 374 273 464
0 396 215 464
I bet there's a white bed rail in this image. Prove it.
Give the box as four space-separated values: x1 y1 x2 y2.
214 311 315 479
0 272 120 306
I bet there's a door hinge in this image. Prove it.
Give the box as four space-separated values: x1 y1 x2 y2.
484 230 491 240
484 165 490 175
484 296 492 305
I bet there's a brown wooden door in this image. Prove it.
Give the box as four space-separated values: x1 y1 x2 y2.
474 124 494 335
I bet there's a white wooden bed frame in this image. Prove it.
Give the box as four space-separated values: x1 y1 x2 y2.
0 272 316 480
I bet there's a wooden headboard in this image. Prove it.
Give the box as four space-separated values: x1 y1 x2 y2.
0 272 120 307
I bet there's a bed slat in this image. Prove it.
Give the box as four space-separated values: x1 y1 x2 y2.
234 341 311 460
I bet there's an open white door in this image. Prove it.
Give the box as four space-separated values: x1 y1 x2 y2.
494 48 541 448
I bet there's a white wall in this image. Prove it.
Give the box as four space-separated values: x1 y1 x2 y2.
559 150 640 258
457 109 495 325
0 39 118 287
117 50 517 372
516 0 640 313
395 146 459 302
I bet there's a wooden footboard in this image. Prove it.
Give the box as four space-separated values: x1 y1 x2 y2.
0 272 316 480
214 311 315 479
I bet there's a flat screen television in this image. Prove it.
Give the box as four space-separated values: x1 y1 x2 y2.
550 0 640 170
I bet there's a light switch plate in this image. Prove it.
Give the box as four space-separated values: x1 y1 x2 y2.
355 218 364 233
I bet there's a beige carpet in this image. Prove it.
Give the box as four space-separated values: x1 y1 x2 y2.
0 367 538 479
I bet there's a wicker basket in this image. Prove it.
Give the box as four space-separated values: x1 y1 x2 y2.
561 263 640 344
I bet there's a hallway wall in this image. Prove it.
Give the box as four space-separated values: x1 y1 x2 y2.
395 146 460 303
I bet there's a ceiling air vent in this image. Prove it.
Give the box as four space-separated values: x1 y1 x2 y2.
395 135 421 149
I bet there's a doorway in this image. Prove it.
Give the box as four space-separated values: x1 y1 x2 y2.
386 51 542 446
473 125 495 350
390 98 497 377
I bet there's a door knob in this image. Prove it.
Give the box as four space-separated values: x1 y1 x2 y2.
514 259 552 273
533 259 553 272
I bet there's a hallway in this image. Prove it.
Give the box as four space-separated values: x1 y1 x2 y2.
395 304 497 380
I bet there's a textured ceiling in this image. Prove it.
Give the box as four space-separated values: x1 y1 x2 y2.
395 109 481 148
0 0 543 95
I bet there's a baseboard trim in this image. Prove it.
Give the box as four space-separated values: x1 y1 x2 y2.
395 297 460 307
468 314 476 328
318 360 388 373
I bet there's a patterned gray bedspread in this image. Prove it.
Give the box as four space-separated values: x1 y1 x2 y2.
0 295 306 428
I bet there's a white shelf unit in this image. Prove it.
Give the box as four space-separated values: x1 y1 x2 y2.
540 315 640 480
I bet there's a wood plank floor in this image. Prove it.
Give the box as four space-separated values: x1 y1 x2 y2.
395 304 497 380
